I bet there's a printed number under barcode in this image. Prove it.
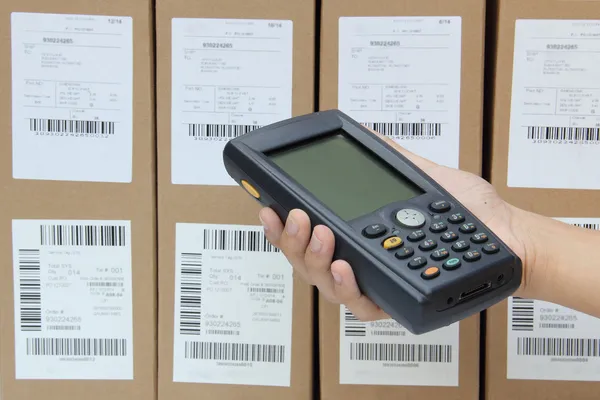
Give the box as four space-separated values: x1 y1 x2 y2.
203 229 280 252
188 124 261 139
29 118 115 135
349 343 453 363
517 337 600 357
26 338 127 356
527 126 600 142
361 122 442 137
184 341 285 363
40 224 127 247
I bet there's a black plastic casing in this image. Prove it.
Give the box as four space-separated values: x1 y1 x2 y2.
222 109 522 334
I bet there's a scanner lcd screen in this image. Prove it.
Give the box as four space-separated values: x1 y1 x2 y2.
268 133 424 221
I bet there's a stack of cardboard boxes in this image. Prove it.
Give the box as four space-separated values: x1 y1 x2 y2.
2 0 600 399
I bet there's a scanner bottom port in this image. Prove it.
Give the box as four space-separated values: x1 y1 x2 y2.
459 282 492 301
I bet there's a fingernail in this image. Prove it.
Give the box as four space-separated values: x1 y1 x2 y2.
286 216 298 236
332 272 342 285
258 213 268 231
309 232 322 253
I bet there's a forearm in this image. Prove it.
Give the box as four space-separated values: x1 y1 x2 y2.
511 205 600 318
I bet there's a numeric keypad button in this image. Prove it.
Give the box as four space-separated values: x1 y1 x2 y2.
419 239 437 251
448 213 465 224
464 250 482 262
395 247 415 259
408 256 427 270
431 248 449 261
471 232 488 244
440 231 458 243
408 230 426 242
459 222 477 234
451 240 470 252
429 221 447 233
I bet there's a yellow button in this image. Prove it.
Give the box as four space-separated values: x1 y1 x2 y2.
241 179 260 199
382 236 403 250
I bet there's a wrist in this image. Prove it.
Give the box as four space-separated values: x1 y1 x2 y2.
504 204 549 300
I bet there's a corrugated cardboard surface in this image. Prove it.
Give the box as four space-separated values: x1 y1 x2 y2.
486 0 600 398
155 0 315 399
318 0 484 398
0 0 157 399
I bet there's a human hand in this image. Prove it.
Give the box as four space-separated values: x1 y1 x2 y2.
258 130 533 321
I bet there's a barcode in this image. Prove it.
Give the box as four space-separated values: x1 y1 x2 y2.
361 122 442 137
179 252 203 336
29 118 115 135
344 307 366 337
539 323 575 329
87 282 124 287
203 229 280 252
349 343 453 363
571 223 600 230
184 341 285 363
372 330 406 336
517 337 600 357
188 123 261 138
511 298 534 331
527 126 600 141
40 224 126 247
206 329 240 336
247 287 284 294
18 249 42 332
26 338 127 356
47 325 81 331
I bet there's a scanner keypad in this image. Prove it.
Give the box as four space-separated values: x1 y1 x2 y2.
360 200 502 281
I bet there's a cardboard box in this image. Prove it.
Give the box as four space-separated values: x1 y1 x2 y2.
318 0 485 398
0 0 156 399
486 0 600 398
155 0 315 399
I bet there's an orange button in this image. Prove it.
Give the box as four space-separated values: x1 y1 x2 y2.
241 179 260 199
382 236 403 250
421 266 440 280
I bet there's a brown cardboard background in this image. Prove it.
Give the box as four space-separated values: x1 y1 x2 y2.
318 0 485 398
486 0 600 399
0 0 157 399
155 1 315 399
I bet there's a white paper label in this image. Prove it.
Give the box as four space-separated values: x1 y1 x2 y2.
173 223 294 386
171 18 293 186
10 13 133 183
338 16 462 168
507 218 600 381
12 220 133 380
339 305 459 386
507 19 600 189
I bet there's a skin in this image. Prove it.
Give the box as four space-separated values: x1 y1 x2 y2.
258 130 600 322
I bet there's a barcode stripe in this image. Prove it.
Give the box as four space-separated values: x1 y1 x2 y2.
361 122 442 137
571 223 600 230
26 338 127 356
29 118 115 135
184 341 285 363
179 253 203 336
188 124 261 138
19 249 42 332
527 126 600 141
203 229 280 252
517 337 600 357
40 224 126 247
511 298 534 331
344 307 366 337
349 343 453 362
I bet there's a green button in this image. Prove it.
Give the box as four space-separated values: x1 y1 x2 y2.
443 258 461 270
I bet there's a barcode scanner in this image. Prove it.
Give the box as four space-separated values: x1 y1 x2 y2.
222 109 522 334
